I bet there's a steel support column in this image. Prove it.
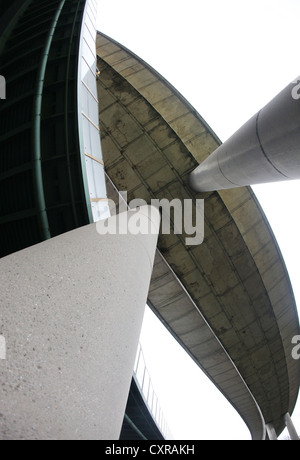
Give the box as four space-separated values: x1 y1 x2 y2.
190 78 300 192
284 413 299 440
266 423 278 440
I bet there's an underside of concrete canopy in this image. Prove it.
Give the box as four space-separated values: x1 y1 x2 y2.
96 31 300 439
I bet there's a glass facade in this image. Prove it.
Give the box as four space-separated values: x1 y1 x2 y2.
133 344 170 439
0 0 108 257
78 0 109 223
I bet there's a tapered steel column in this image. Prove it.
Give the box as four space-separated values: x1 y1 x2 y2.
0 206 160 440
284 413 299 440
266 423 278 440
190 77 300 192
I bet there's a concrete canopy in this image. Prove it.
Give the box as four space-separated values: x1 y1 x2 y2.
96 32 300 439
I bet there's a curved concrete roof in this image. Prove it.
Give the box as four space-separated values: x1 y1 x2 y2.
96 32 300 439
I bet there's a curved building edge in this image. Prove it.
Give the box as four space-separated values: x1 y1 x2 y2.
96 31 300 439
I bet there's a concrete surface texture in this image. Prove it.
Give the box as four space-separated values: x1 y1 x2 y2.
96 32 300 438
0 207 160 440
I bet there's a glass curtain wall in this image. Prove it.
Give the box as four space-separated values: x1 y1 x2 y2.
78 0 109 223
0 0 108 258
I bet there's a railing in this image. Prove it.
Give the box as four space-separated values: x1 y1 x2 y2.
133 343 171 439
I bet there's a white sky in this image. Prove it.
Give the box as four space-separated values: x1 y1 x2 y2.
96 0 300 440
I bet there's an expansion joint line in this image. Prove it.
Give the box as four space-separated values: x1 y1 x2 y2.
255 110 288 178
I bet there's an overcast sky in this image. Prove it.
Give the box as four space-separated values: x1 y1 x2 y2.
96 0 300 440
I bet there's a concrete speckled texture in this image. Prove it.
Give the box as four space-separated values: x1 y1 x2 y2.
0 206 160 440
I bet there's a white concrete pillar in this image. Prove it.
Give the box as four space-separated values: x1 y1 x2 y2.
0 206 160 440
266 423 278 440
284 413 299 440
